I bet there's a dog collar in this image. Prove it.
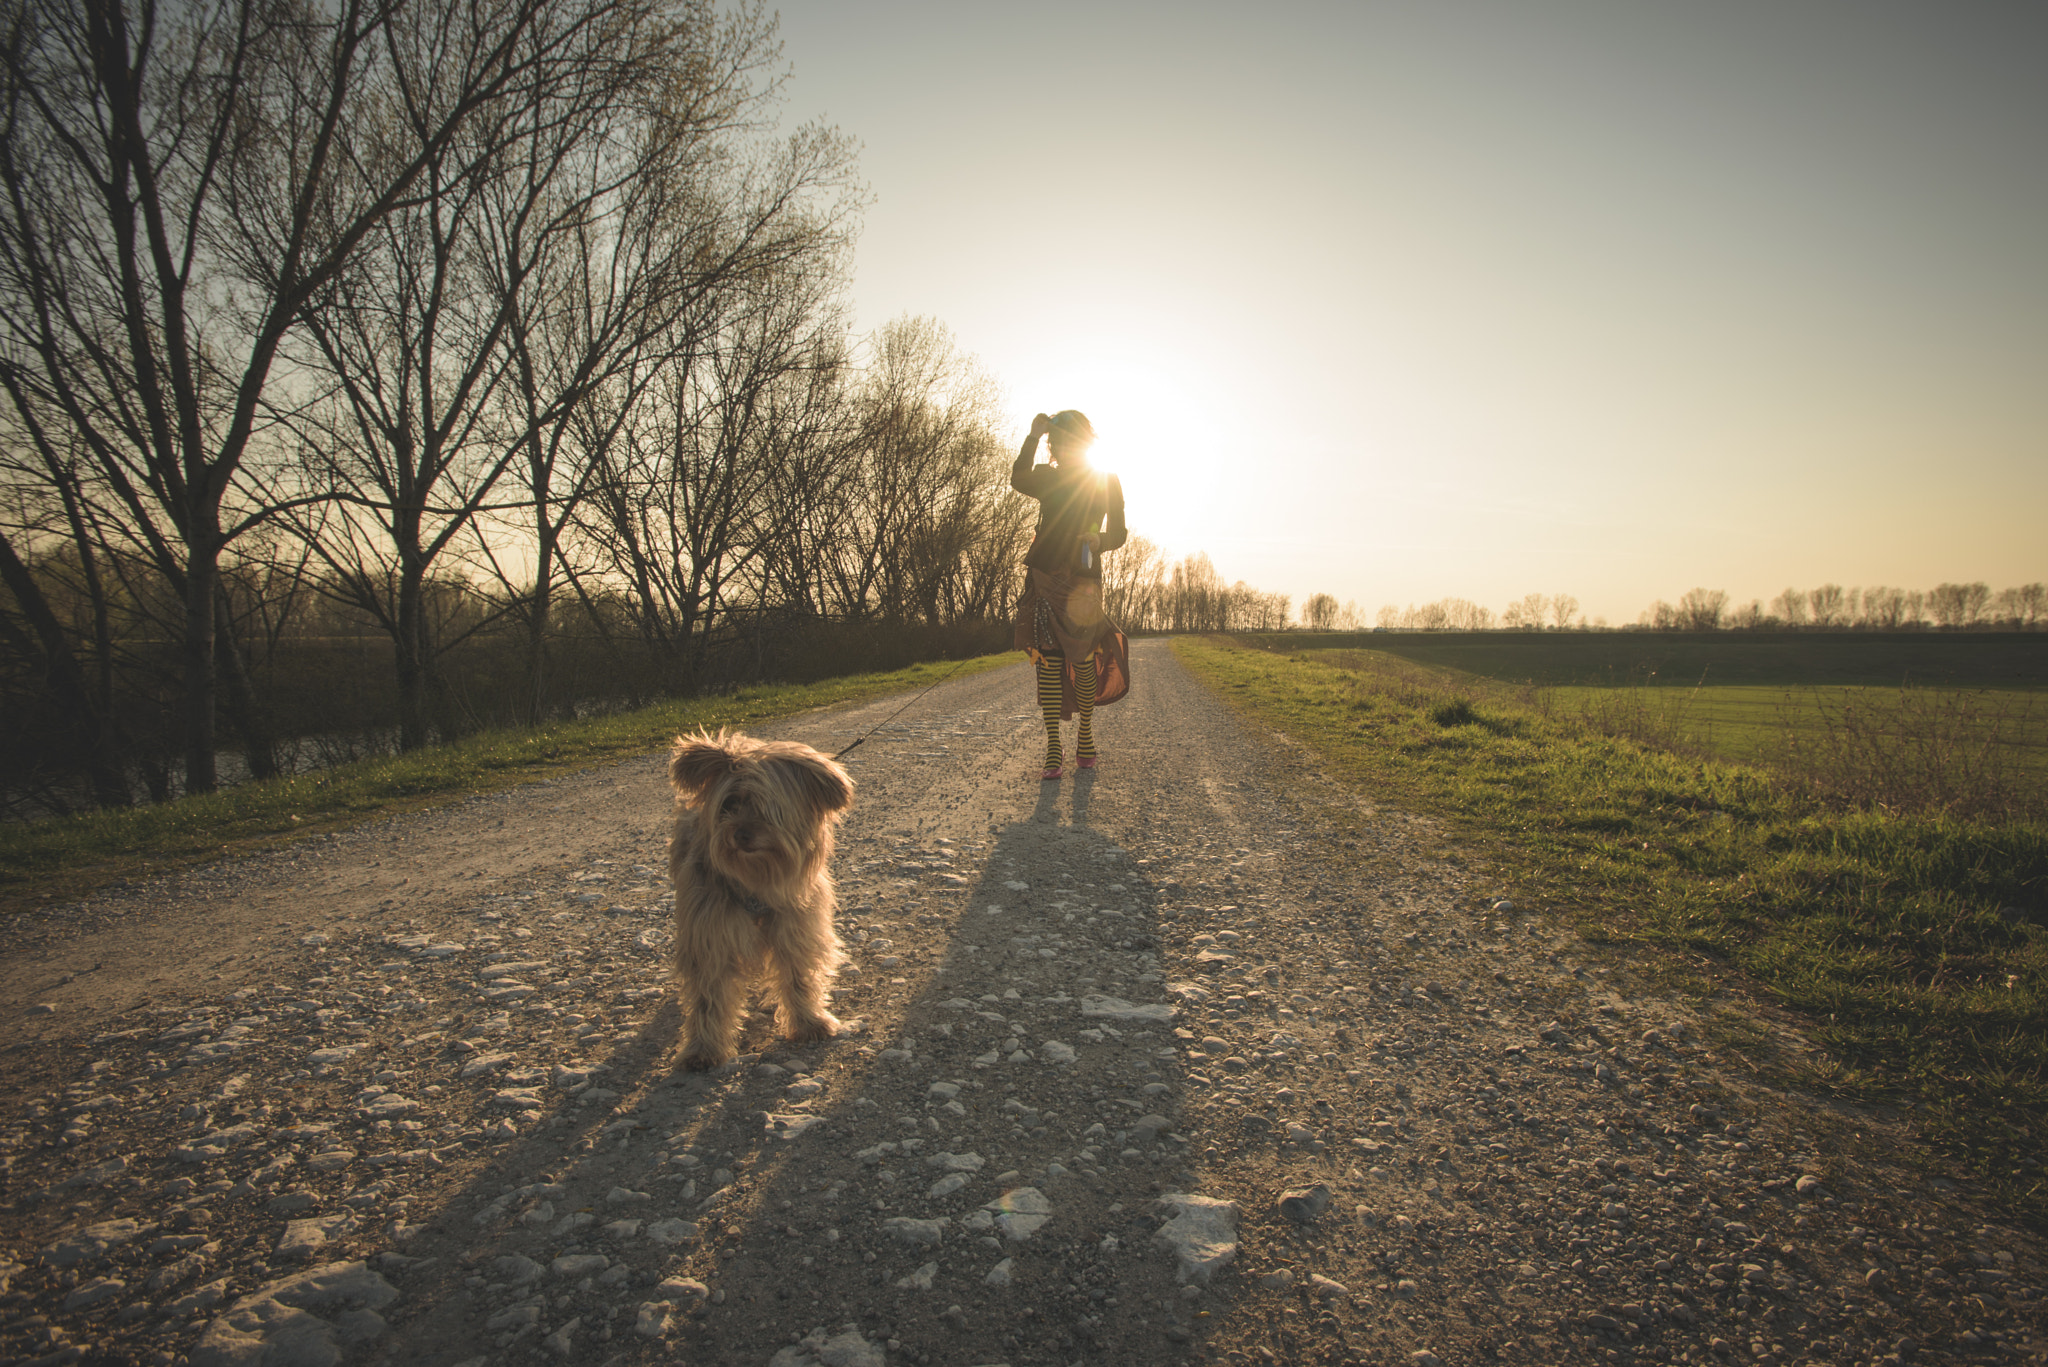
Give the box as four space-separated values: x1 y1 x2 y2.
723 880 775 923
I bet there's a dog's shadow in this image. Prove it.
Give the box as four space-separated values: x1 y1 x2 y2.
383 801 1227 1367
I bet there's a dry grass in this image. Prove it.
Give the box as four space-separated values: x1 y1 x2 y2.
1771 687 2046 821
1188 635 2048 1213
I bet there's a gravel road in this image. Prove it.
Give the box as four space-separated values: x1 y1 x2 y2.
2 637 2041 1367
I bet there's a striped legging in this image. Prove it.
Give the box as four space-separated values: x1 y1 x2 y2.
1038 655 1097 770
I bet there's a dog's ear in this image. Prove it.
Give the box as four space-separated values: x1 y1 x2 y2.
669 732 735 803
768 747 854 818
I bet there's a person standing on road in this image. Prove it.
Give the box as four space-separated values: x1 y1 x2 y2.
1011 409 1130 780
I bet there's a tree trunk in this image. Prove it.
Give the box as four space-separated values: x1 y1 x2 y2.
0 531 128 806
524 594 552 727
395 566 430 751
52 467 134 807
214 591 281 781
83 558 131 809
524 518 557 727
182 551 219 794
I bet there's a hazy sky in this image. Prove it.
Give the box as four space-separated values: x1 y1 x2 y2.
767 1 2047 624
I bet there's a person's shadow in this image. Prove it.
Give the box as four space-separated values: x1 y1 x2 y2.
1030 765 1097 827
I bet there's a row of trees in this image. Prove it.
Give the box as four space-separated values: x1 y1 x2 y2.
1643 583 2047 631
1293 584 2047 634
1 0 1071 813
1298 592 1366 632
1365 593 1586 632
1102 546 1290 634
1239 592 1590 633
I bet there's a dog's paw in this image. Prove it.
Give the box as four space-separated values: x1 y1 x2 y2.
783 1013 842 1045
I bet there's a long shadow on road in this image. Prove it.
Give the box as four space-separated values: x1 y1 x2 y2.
384 776 1234 1367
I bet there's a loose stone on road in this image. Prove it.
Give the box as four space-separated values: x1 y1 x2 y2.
0 638 2041 1366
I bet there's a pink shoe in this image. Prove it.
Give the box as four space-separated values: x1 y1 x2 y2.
1077 755 1098 770
1041 765 1063 781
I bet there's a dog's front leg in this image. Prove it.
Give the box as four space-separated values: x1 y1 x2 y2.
671 911 752 1071
676 961 749 1071
764 939 841 1044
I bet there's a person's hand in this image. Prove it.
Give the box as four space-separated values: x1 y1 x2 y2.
1029 413 1053 439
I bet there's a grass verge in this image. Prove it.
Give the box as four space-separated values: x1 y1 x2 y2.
1175 634 2048 1214
0 653 1016 913
1539 683 2048 805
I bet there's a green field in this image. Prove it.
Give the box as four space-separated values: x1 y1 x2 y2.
1246 633 2048 818
1536 682 2048 782
1245 629 2048 689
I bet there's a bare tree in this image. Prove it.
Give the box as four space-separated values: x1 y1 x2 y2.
285 145 530 749
1770 587 1808 627
0 0 659 790
1862 586 1909 629
1501 592 1546 630
1677 587 1728 631
941 468 1032 623
1927 582 1982 628
485 17 861 717
1167 552 1223 631
2011 583 2047 629
1101 533 1164 632
801 317 1005 625
1388 597 1492 631
747 343 864 621
575 278 839 667
1960 581 1991 625
0 522 129 805
1300 592 1338 631
1808 584 1848 627
0 420 134 803
1550 593 1579 630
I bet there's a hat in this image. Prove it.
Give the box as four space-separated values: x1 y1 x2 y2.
1048 410 1096 444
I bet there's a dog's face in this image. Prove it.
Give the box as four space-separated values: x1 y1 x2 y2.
669 731 853 887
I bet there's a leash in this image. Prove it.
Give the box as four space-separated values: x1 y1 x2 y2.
832 656 978 762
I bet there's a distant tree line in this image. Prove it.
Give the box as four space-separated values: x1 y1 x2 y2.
1101 545 1291 635
1641 583 2047 631
1365 593 1583 632
1282 583 2047 634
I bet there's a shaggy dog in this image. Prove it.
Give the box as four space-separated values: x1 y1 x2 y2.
665 730 854 1070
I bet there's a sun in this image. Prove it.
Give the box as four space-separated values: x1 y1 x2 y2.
1070 361 1196 489
1009 344 1236 553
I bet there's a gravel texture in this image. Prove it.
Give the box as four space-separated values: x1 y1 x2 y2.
1 637 2042 1366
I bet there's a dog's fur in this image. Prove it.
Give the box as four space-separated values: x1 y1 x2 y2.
665 729 854 1070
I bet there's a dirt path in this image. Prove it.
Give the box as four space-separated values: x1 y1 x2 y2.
2 638 2041 1367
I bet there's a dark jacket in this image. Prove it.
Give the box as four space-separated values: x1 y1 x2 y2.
1011 448 1127 580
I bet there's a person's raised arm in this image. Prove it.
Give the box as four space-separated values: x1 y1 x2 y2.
1011 413 1054 493
1100 472 1128 552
